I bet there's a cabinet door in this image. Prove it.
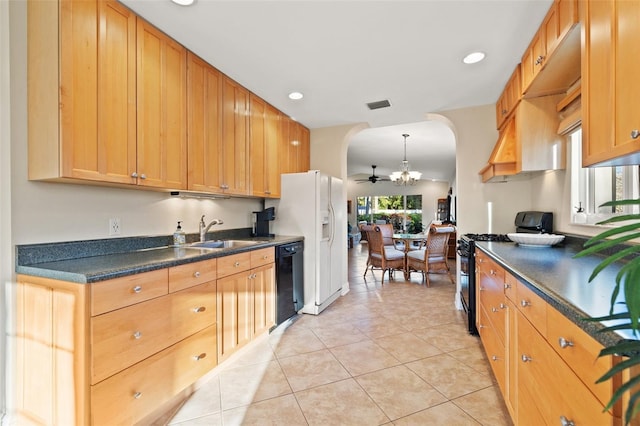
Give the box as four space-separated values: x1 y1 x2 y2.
222 77 250 195
521 30 546 94
264 103 281 198
582 0 640 166
58 0 136 184
298 125 311 172
249 95 267 197
252 263 275 337
187 52 224 193
136 19 187 189
216 272 252 362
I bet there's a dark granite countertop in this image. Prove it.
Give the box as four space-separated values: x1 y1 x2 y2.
15 231 303 284
476 237 636 348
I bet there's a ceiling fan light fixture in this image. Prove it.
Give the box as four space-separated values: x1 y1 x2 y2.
389 134 421 186
463 51 485 64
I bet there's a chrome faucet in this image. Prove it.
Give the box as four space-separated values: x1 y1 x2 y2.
199 215 224 242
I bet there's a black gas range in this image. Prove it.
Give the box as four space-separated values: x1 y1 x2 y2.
457 211 554 335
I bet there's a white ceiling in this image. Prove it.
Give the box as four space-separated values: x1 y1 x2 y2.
121 0 553 183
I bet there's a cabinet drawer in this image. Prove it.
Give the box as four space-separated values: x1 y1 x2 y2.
515 279 547 338
547 305 613 407
91 325 217 426
476 251 505 283
478 305 506 395
169 258 217 293
91 282 216 384
217 252 251 278
517 310 613 425
91 269 168 316
250 247 275 268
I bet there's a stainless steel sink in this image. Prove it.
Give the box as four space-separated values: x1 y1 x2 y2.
188 240 260 249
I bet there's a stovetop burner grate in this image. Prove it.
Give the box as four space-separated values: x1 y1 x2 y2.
464 233 512 242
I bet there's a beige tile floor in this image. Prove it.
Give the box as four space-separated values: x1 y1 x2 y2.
166 243 512 426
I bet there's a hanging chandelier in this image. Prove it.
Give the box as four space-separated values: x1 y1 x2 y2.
389 133 422 185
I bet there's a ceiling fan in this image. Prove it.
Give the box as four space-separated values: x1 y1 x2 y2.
356 165 391 184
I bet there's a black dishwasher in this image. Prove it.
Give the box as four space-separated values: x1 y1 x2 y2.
276 241 304 326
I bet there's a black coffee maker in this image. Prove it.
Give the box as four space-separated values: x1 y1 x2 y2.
253 207 275 237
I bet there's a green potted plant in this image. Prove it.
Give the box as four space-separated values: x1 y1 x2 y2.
575 199 640 424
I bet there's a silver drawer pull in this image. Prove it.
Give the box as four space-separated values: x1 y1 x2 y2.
521 354 532 362
133 391 142 399
131 172 138 178
558 337 574 349
263 255 268 259
560 415 575 426
520 300 531 308
631 129 640 139
490 269 496 275
140 174 146 180
491 355 499 361
133 286 142 294
504 283 511 289
193 353 207 361
132 331 142 340
193 306 206 313
499 303 506 309
194 271 201 278
491 307 498 313
234 261 240 267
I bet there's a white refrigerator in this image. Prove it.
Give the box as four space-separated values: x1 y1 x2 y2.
266 171 344 315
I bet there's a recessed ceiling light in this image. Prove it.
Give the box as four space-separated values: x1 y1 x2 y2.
288 92 304 100
171 0 195 6
463 51 486 64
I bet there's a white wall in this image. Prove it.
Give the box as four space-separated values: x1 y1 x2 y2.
438 105 533 235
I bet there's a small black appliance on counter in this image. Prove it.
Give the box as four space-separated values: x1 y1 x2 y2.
514 211 553 233
253 207 275 237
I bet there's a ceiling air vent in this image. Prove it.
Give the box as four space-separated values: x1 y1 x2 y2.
366 99 391 110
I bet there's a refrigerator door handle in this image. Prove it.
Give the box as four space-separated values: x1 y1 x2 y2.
328 202 335 246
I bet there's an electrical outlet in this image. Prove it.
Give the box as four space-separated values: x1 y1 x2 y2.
109 218 121 236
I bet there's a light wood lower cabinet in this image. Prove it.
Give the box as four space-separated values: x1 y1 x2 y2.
216 249 276 363
476 249 620 425
15 257 220 425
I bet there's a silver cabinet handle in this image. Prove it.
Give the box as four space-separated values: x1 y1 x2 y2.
631 129 640 139
521 300 531 308
234 261 240 267
491 307 498 313
499 303 506 309
521 354 532 362
193 306 206 313
479 287 485 292
131 172 138 178
193 353 207 361
490 269 496 276
535 55 545 65
501 109 507 116
504 283 511 289
140 174 146 179
133 285 142 294
133 391 142 399
478 324 485 329
558 337 574 349
194 271 201 278
491 355 499 361
560 416 575 426
132 331 142 340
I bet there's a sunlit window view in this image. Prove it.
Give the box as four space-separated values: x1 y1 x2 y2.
356 195 423 233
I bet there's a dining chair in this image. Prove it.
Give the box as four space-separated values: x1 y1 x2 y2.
363 225 406 284
406 225 455 286
376 223 405 251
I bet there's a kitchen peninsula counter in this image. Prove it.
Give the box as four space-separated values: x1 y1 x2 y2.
16 232 303 284
476 236 635 347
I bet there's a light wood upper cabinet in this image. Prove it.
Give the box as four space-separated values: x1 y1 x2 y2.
495 66 522 130
521 0 580 98
29 0 137 184
187 52 224 193
222 77 251 195
582 0 640 167
280 117 311 174
136 19 187 189
250 96 281 198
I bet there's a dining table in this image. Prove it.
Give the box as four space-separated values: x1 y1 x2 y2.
392 233 426 279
